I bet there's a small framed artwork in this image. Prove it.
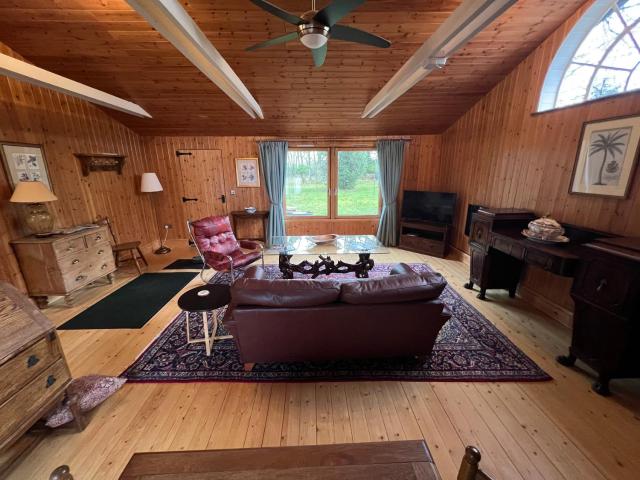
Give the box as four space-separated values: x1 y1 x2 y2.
235 157 260 188
569 115 640 198
0 142 53 191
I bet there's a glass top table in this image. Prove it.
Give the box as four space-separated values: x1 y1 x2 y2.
264 235 388 279
264 235 388 256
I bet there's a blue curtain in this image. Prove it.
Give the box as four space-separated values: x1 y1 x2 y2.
258 141 288 244
376 139 406 246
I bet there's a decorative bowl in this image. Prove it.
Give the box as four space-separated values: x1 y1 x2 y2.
310 234 338 244
522 229 569 244
526 216 564 240
244 207 257 214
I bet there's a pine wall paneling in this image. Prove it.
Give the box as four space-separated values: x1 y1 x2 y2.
440 3 640 316
144 135 443 240
0 42 159 291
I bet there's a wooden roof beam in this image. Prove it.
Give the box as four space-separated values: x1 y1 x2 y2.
127 0 263 119
0 53 151 118
362 0 517 119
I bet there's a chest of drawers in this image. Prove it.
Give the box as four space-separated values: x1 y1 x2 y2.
10 226 116 308
0 282 72 475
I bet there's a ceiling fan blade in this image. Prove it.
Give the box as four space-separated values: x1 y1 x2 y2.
246 32 298 51
311 44 328 67
314 0 366 27
249 0 305 25
330 24 390 48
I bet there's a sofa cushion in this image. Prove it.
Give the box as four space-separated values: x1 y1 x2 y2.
45 375 126 428
340 272 447 304
232 278 342 307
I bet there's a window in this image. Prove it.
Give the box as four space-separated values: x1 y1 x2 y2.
285 148 380 218
337 150 380 216
539 0 640 111
285 150 329 217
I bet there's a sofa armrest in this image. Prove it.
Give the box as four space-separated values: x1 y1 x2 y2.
390 263 415 276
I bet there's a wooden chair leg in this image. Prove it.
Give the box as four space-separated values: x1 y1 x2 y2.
131 249 142 274
137 247 148 266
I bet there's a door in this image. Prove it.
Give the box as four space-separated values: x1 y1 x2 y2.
179 149 227 222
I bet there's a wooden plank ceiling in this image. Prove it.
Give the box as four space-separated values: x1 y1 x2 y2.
0 0 586 136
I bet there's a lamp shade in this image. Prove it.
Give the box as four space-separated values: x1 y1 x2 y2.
9 181 58 203
140 172 163 192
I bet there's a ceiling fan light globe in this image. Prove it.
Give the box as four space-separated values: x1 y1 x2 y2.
300 33 328 49
298 23 330 49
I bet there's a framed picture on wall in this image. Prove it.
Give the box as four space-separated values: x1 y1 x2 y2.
569 115 640 198
0 142 53 191
235 157 260 187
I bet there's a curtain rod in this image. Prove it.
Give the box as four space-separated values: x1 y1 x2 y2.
256 137 413 144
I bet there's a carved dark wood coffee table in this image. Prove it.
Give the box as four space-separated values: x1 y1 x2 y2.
265 235 388 279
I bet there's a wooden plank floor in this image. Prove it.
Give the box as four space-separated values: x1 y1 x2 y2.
8 241 640 480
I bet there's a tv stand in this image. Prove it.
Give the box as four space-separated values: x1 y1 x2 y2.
398 220 450 258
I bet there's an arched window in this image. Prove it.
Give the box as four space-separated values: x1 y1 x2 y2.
538 0 640 111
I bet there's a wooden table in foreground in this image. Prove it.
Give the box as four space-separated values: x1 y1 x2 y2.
118 441 441 479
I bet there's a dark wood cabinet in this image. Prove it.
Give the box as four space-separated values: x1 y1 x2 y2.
464 208 608 299
464 208 535 299
465 208 640 395
558 237 640 395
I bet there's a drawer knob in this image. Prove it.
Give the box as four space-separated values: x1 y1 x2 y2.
66 247 74 252
27 355 40 368
76 275 86 282
72 259 80 265
101 264 108 270
96 235 102 241
46 375 57 388
596 278 608 293
98 249 105 255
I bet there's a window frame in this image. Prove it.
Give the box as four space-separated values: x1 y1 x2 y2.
538 0 640 112
284 145 382 220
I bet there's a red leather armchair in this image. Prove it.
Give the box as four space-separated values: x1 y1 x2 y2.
187 215 263 282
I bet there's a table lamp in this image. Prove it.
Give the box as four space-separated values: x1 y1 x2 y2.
140 172 171 254
9 180 58 235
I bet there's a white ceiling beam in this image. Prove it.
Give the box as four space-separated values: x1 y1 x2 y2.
362 0 517 119
127 0 263 120
0 53 151 118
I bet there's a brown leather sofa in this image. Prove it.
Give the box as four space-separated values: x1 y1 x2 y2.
224 263 451 369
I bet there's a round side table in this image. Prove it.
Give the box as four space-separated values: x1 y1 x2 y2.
177 284 231 356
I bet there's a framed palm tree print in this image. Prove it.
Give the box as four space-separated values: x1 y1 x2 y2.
570 115 640 198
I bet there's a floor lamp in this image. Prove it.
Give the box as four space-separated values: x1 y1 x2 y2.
141 172 171 254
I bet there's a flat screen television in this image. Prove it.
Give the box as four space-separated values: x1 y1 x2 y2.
401 191 457 225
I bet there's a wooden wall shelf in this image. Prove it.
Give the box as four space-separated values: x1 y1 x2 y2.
74 153 125 176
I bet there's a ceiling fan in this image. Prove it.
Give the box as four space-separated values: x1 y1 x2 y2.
247 0 391 67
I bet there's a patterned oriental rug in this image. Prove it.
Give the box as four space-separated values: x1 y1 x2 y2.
122 264 551 383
